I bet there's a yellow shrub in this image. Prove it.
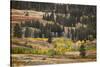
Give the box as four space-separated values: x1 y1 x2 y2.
53 38 73 52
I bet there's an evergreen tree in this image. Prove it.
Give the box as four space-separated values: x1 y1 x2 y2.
13 23 22 38
48 32 52 43
25 27 31 37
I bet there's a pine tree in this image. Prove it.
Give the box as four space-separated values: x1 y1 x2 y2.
13 23 22 38
25 27 31 37
48 32 52 43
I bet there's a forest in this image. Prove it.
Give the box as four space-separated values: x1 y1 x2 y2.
11 1 96 66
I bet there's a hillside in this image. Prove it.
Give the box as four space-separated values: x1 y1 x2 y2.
11 9 44 21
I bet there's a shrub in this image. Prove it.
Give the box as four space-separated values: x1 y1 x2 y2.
47 49 56 57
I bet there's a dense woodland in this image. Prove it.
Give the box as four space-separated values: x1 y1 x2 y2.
11 1 96 41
